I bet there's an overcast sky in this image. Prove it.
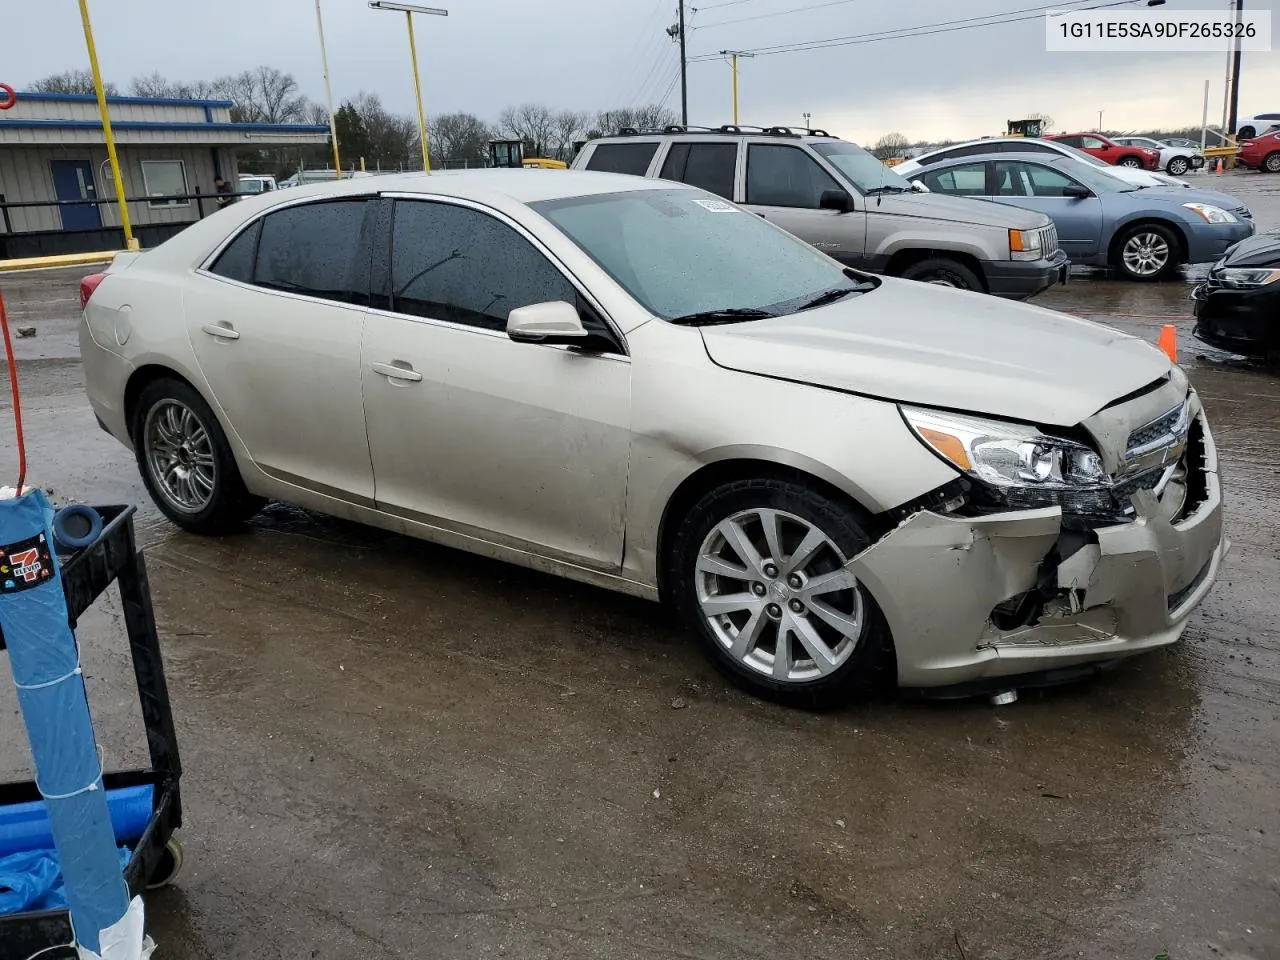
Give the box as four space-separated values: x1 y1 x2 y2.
8 0 1278 143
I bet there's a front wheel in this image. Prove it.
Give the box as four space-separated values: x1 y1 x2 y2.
132 378 265 533
897 257 983 292
1264 152 1280 173
1167 156 1190 176
670 479 894 708
1112 223 1179 281
1119 156 1143 168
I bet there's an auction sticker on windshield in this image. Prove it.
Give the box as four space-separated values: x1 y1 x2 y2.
692 198 737 213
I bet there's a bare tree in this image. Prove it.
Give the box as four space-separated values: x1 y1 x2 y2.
497 103 557 157
550 110 589 161
872 132 910 160
591 104 678 138
304 101 330 126
432 112 491 165
1025 112 1055 135
350 92 420 170
30 70 118 96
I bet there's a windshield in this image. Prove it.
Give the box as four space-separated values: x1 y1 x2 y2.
1053 143 1113 168
532 188 862 321
239 179 264 194
810 140 912 193
1043 156 1135 193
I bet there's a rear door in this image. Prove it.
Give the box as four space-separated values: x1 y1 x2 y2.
185 198 376 501
657 141 739 200
991 161 1103 258
743 142 867 266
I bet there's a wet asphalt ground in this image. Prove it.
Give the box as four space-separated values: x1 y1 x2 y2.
1 170 1278 960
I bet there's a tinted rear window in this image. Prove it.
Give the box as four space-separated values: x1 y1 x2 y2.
585 142 659 176
210 219 261 283
254 199 373 304
659 142 737 199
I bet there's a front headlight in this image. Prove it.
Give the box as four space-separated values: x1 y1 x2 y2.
1009 228 1043 262
902 406 1111 513
1217 266 1280 287
1184 202 1237 224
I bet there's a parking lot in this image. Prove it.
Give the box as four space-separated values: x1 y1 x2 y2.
2 169 1278 960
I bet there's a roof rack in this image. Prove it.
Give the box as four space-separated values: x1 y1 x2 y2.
614 124 836 139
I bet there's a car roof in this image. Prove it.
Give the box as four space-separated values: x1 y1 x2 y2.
255 168 685 206
923 151 1077 166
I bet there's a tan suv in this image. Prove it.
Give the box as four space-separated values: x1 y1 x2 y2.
572 125 1068 299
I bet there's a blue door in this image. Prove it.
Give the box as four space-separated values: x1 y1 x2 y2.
988 160 1104 259
49 159 102 230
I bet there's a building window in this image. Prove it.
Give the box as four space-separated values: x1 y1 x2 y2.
140 160 190 208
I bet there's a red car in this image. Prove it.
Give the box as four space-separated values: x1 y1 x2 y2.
1238 130 1280 173
1047 133 1160 170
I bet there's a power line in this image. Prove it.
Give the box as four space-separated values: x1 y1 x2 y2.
633 45 678 108
692 0 764 10
611 0 671 103
688 0 1139 60
657 66 682 110
697 0 862 30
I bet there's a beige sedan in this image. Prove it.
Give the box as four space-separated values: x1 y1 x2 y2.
79 170 1224 706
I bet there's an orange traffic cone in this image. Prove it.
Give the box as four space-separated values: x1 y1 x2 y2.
1158 324 1178 363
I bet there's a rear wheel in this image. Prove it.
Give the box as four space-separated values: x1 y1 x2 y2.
897 257 983 292
1167 156 1190 176
1119 156 1143 168
1264 152 1280 173
1112 223 1179 281
132 378 265 533
670 479 894 708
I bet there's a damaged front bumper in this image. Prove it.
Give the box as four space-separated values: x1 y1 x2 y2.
851 410 1226 689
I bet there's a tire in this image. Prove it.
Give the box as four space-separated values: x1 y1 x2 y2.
669 478 894 709
147 837 184 889
1167 156 1190 176
1239 126 1256 140
1112 223 1180 282
1119 155 1143 168
1264 152 1280 174
132 377 265 533
897 257 983 291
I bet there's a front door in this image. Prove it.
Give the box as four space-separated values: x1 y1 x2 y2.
742 142 868 267
49 159 102 230
184 197 377 502
990 161 1104 259
361 197 631 568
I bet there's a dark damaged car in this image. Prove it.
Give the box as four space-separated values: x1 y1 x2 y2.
1193 230 1280 363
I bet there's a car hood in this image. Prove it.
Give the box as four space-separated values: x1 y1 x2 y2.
1221 229 1280 266
1124 185 1251 214
867 191 1049 229
699 279 1171 427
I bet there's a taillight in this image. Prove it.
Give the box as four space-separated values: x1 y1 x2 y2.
79 273 106 310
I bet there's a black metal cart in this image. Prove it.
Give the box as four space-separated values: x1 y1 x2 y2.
0 505 183 960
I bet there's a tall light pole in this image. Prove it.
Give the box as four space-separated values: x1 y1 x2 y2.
314 0 343 178
803 111 812 130
1097 108 1104 131
1226 0 1244 139
720 50 754 125
77 0 136 250
369 1 448 172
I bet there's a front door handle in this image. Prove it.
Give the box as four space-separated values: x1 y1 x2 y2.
371 361 423 383
201 322 239 340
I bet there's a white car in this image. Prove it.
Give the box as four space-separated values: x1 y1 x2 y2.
897 138 1190 189
1112 136 1204 176
77 170 1224 706
1236 113 1280 140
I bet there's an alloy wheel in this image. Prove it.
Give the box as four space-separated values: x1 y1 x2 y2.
694 508 865 683
1121 232 1170 278
1120 157 1143 168
1265 153 1280 173
1168 157 1189 176
144 400 218 514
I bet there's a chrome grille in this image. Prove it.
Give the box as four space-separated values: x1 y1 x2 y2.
1125 402 1189 455
1038 223 1059 254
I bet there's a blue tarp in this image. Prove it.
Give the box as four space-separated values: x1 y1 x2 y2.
0 847 132 915
0 489 130 952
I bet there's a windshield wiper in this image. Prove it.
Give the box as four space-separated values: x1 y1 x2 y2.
669 307 775 326
864 185 908 195
797 286 861 311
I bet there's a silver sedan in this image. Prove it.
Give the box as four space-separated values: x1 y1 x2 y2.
79 170 1224 706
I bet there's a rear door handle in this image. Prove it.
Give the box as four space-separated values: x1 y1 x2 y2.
371 361 423 383
201 322 239 340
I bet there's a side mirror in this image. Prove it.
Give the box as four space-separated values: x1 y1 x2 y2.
910 180 930 193
819 189 855 213
1062 184 1092 199
507 300 588 345
1098 143 1111 150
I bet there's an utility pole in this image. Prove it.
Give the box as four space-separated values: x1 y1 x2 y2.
1226 0 1243 139
678 1 688 126
1097 109 1103 131
720 50 754 124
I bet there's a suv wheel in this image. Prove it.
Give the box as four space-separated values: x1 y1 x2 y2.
132 378 265 533
1112 223 1178 281
1167 156 1190 176
670 479 894 708
897 257 983 291
1119 156 1143 168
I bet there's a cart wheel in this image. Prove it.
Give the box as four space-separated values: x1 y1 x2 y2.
147 836 185 889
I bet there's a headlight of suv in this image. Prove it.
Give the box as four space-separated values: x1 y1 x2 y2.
901 407 1112 514
1183 202 1237 224
1217 266 1280 287
1008 228 1043 262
